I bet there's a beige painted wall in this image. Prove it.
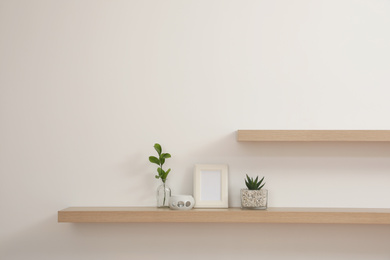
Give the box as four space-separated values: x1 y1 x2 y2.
1 0 390 259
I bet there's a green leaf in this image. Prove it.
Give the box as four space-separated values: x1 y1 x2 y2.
162 168 171 180
149 156 160 165
245 174 266 190
258 177 264 185
259 183 265 190
157 167 164 177
154 143 162 155
160 156 165 165
155 175 160 179
162 153 171 159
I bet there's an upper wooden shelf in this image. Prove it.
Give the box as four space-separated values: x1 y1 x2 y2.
237 130 390 142
58 207 390 224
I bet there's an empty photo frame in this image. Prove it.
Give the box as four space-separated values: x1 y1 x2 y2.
193 164 228 208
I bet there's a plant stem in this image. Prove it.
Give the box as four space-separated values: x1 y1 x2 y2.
162 182 166 206
160 161 167 207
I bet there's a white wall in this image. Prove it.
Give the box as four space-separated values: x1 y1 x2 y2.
1 0 390 259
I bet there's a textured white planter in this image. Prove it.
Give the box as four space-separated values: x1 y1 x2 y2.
240 189 268 209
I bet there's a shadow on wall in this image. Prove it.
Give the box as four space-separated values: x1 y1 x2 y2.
192 131 390 159
2 215 390 260
188 131 390 176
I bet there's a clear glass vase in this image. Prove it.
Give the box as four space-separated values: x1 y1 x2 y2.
157 182 171 208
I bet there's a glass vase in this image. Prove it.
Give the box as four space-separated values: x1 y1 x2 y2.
157 182 171 208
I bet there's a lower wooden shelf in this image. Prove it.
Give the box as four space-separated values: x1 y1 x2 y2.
58 207 390 224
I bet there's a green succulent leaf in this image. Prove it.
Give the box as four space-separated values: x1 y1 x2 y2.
154 143 162 155
259 176 264 184
149 156 160 165
245 175 266 190
155 175 160 179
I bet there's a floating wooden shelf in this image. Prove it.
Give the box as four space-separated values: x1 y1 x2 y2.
58 207 390 224
237 130 390 142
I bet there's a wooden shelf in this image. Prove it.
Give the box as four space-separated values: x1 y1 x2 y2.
58 207 390 224
237 130 390 142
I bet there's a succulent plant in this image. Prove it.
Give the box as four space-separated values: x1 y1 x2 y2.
149 143 171 183
245 174 265 190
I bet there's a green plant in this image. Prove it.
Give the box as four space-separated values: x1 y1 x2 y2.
149 143 171 183
245 174 265 190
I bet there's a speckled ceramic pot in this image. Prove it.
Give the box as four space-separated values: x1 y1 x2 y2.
240 189 267 209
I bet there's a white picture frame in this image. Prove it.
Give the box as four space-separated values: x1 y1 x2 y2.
193 164 228 208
